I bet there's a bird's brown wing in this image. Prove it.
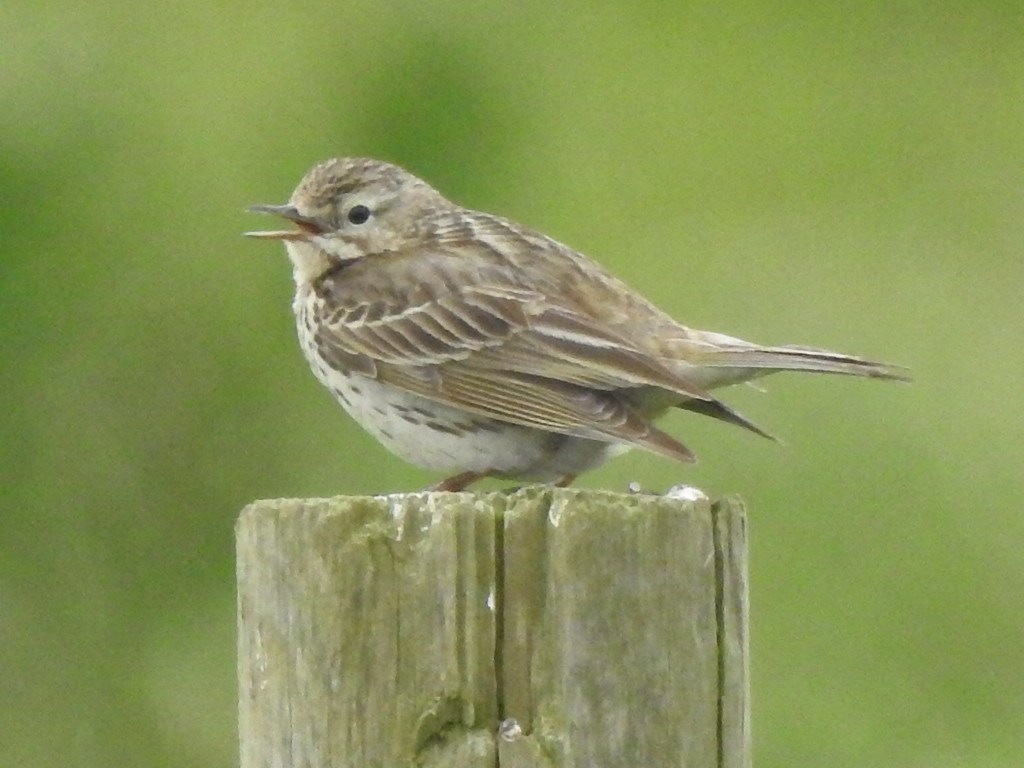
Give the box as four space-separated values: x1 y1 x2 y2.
311 252 764 460
381 362 696 463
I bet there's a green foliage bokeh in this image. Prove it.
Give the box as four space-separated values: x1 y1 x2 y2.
2 2 1022 766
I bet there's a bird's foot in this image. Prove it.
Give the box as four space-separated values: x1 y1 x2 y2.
426 471 486 492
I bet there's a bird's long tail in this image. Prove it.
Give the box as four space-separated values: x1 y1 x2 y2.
666 337 907 441
697 343 909 381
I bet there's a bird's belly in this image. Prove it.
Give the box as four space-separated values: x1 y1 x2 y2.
303 350 539 471
303 352 619 479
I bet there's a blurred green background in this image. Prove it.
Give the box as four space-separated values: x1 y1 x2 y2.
3 1 1022 766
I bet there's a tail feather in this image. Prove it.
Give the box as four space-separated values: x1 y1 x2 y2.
700 344 910 381
676 398 778 441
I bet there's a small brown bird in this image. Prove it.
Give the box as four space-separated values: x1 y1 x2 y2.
247 158 904 491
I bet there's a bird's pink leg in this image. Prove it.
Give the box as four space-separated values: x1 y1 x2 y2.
427 471 486 492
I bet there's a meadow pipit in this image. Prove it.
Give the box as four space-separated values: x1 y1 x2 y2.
247 158 905 491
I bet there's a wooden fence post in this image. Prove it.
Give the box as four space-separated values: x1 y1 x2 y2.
237 487 749 767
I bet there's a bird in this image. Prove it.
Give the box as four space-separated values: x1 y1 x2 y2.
246 157 906 491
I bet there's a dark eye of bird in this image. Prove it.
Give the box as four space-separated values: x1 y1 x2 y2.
347 205 371 225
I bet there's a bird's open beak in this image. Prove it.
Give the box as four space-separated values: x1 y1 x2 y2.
244 204 324 240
